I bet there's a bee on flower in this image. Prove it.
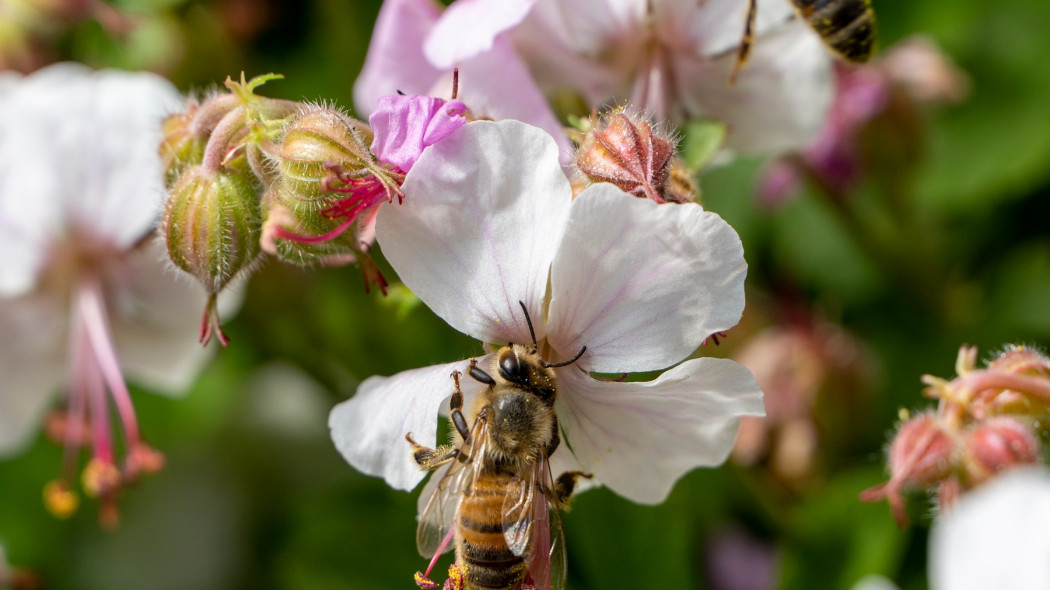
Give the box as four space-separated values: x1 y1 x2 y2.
328 120 765 586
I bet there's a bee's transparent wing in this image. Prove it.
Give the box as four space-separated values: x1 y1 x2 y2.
416 417 491 558
503 453 567 590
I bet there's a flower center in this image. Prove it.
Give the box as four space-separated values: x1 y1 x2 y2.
44 270 163 528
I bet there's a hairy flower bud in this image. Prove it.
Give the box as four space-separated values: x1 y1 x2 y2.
967 345 1050 417
163 165 262 345
276 107 375 202
159 108 207 188
575 110 681 203
961 417 1039 486
861 412 956 526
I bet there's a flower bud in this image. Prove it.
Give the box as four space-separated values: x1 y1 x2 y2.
159 108 207 188
970 346 1050 417
261 188 358 265
275 107 375 202
961 417 1039 486
163 165 262 344
861 412 956 526
888 413 956 488
575 109 678 203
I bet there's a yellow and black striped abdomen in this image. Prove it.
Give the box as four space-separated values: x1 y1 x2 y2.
793 0 876 63
456 473 530 590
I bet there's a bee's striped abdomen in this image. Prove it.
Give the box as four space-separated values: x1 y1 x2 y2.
456 473 529 590
794 0 876 62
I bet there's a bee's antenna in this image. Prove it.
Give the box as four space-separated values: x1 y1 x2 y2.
544 346 587 369
519 301 538 347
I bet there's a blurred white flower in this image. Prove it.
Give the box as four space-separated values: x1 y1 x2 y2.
0 63 217 524
329 120 763 504
929 467 1050 590
368 0 833 155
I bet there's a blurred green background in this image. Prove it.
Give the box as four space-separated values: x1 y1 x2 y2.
1 0 1049 588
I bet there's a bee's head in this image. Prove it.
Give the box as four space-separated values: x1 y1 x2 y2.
496 345 556 405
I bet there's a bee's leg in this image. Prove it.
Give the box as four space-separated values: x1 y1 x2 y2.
546 415 561 457
729 0 758 83
450 370 470 440
406 433 458 471
467 358 496 386
444 563 465 590
553 471 593 509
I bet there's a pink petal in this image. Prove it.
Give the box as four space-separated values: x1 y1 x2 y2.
423 0 537 68
369 94 467 171
353 0 443 117
375 120 572 345
546 184 746 374
329 360 484 490
555 358 764 504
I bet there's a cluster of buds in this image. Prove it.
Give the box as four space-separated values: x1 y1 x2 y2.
572 108 699 204
861 345 1050 526
161 74 410 344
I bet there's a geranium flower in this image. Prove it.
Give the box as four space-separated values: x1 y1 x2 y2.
0 63 216 524
329 120 764 503
366 0 833 155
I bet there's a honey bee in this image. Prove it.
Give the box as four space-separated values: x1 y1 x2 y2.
407 303 588 590
730 0 877 82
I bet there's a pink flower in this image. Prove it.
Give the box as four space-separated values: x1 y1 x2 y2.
369 93 468 172
353 0 572 161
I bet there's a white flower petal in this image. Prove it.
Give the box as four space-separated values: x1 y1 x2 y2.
109 239 220 395
677 19 833 154
376 120 572 345
329 360 486 490
424 0 536 68
929 467 1050 590
352 0 443 117
0 294 64 456
556 358 764 504
546 185 746 373
0 64 181 295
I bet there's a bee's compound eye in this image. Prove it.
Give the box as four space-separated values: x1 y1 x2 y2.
498 349 522 381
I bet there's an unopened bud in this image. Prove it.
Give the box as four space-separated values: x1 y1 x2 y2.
860 412 956 526
575 110 678 203
961 417 1039 486
970 345 1050 417
261 188 358 265
159 108 207 188
163 165 262 345
888 413 956 488
276 108 375 202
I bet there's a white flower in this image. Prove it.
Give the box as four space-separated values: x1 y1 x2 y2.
418 0 834 154
329 120 764 504
0 63 216 519
929 467 1050 590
